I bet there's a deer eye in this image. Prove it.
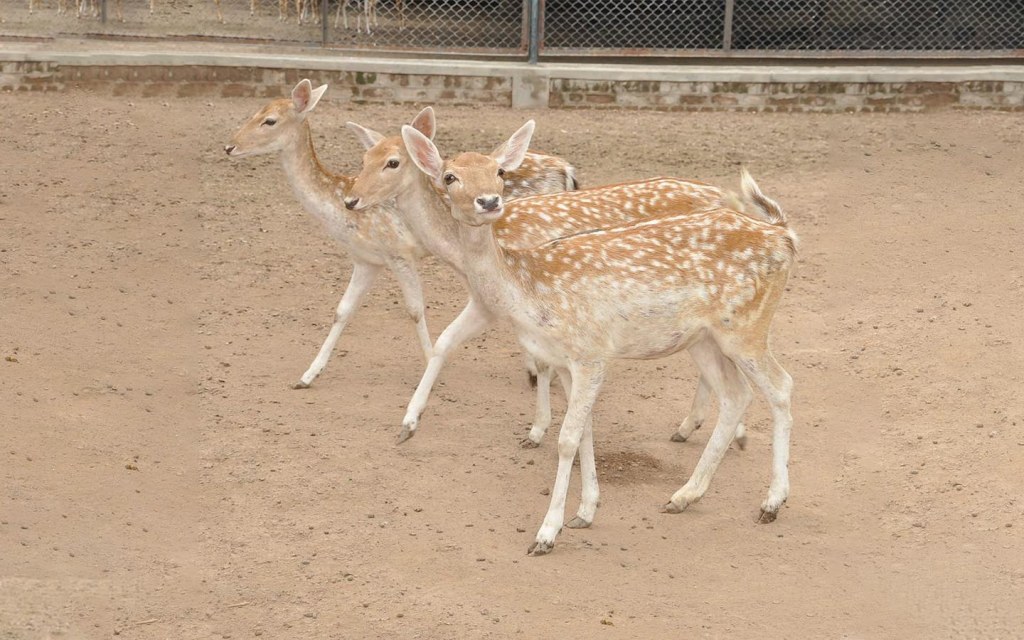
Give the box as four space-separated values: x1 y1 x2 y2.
497 168 506 177
261 117 277 127
444 173 457 185
386 159 400 169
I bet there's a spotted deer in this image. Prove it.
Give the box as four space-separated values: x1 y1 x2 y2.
224 80 578 394
343 117 752 451
398 121 797 555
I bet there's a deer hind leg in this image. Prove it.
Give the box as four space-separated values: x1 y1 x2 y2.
557 368 599 530
399 297 492 443
294 262 381 390
529 361 605 556
566 408 598 529
672 374 749 450
733 346 793 523
664 336 752 514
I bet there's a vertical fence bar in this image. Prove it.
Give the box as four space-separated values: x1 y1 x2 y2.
528 0 540 63
321 0 329 46
722 0 735 51
100 0 107 23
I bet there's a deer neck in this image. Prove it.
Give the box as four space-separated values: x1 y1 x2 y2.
392 173 464 271
278 121 347 226
456 221 530 315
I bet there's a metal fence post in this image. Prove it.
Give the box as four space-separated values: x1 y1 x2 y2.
528 0 540 63
100 0 107 24
321 0 329 46
723 0 735 51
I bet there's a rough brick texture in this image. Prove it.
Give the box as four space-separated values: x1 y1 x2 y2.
0 61 1020 111
547 78 1024 112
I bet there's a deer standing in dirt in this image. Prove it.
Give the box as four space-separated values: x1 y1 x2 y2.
395 121 797 555
336 0 378 32
225 80 578 396
30 0 126 20
344 117 753 450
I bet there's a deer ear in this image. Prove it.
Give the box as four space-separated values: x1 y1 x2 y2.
292 80 326 114
401 125 444 184
291 79 313 112
491 120 535 172
346 121 385 150
410 107 436 140
305 84 328 113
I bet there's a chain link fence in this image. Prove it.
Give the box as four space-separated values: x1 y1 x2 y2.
729 0 1024 52
2 0 1022 57
0 0 527 52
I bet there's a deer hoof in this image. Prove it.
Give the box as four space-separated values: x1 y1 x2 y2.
397 424 415 444
565 516 591 529
660 501 687 514
757 508 778 524
519 437 540 449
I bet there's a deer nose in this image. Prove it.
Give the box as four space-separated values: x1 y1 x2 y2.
344 197 359 210
476 196 500 212
224 145 236 155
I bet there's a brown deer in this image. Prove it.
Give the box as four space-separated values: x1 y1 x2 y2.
396 121 797 554
343 119 751 452
225 81 578 405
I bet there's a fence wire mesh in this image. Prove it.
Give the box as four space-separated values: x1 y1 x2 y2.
730 0 1024 51
543 0 1024 55
2 0 1022 56
543 0 726 51
327 0 526 52
1 0 525 51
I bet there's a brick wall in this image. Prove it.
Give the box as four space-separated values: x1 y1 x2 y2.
0 62 513 106
548 78 1024 112
1 60 1021 112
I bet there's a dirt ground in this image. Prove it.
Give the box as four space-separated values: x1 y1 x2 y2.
1 89 1022 639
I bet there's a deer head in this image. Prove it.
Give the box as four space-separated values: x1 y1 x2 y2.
225 79 327 158
399 120 535 225
341 107 436 211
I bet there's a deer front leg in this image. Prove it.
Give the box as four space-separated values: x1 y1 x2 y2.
294 261 381 389
529 361 605 556
521 363 552 448
398 297 491 443
387 257 432 363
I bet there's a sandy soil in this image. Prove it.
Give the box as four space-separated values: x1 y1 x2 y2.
1 90 1022 639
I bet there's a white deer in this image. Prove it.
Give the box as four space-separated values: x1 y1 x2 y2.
225 80 578 396
396 121 797 555
343 119 750 450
